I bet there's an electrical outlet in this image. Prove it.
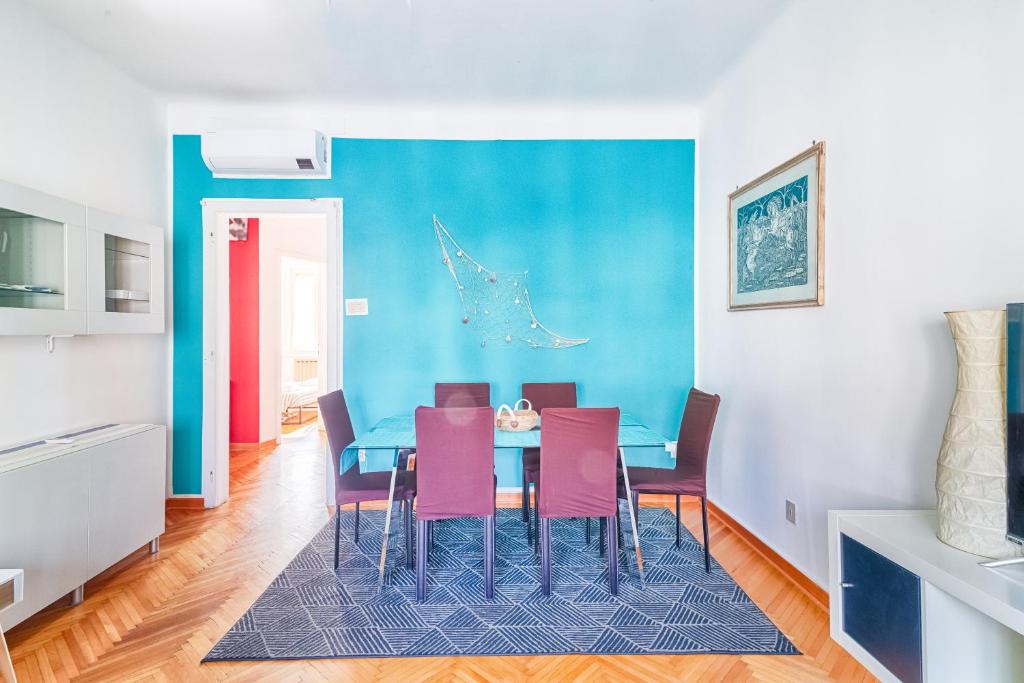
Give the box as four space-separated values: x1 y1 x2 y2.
785 500 797 525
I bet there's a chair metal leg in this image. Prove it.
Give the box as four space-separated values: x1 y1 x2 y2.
354 502 360 544
522 473 530 522
701 496 711 573
334 511 341 569
599 517 606 557
405 500 414 569
429 520 435 552
585 517 591 545
526 483 533 544
631 489 640 531
540 517 551 596
484 514 495 599
533 481 541 554
616 509 623 546
675 494 681 548
416 519 428 602
607 515 618 595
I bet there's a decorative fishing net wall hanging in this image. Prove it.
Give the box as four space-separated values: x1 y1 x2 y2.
432 216 588 349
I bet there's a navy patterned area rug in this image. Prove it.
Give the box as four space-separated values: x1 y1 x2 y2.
205 507 798 661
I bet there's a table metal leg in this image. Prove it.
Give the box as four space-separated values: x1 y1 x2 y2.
619 447 646 585
377 465 399 591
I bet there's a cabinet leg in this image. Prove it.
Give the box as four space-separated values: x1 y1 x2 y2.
70 585 84 606
149 537 160 554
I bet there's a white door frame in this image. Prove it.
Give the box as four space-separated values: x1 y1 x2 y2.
200 198 343 508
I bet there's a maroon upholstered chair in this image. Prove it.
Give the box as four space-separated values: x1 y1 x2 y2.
538 408 620 595
520 382 577 541
413 406 496 602
618 388 720 572
434 382 491 408
319 389 416 570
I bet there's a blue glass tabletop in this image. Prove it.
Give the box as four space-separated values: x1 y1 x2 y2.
340 412 668 473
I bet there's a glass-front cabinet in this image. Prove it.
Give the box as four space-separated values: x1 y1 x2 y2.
86 208 165 334
0 181 87 335
0 179 165 336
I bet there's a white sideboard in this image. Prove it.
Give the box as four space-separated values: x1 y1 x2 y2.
0 425 165 630
829 510 1024 683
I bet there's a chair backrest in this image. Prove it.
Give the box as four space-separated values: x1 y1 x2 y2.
318 389 356 489
435 382 491 408
522 382 577 412
674 388 721 481
414 406 496 521
538 408 620 519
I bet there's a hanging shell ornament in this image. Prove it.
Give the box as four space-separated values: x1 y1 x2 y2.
432 215 588 350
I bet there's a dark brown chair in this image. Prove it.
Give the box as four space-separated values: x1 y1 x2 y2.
319 389 416 570
538 408 620 595
520 382 577 544
413 406 496 602
617 388 720 572
434 382 491 408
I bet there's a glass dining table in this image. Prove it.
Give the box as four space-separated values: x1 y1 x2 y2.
341 412 671 591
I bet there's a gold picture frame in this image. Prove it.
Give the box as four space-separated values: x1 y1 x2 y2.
728 142 825 311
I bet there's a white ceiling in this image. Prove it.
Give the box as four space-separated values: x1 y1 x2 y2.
23 0 791 104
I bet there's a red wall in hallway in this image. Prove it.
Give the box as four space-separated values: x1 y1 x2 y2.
229 217 260 443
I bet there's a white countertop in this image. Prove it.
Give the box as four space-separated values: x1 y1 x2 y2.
0 424 158 474
831 509 1024 635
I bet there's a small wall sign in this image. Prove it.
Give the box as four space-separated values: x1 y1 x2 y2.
345 298 369 316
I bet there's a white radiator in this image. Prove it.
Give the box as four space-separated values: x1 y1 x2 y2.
294 357 318 381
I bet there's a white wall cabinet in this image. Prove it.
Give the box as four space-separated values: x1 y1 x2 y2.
0 424 166 631
86 208 165 334
0 179 165 336
0 180 88 335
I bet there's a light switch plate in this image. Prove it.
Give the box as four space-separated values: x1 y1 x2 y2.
345 298 368 316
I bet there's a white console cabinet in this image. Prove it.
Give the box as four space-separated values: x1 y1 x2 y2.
829 510 1024 683
0 424 166 630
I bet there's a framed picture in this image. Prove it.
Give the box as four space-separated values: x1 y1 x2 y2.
728 142 825 310
228 217 248 241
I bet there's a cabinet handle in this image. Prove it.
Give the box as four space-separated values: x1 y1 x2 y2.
841 582 855 589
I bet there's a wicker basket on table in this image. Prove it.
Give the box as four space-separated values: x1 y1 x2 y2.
494 399 539 432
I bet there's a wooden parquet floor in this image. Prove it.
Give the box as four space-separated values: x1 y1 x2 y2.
6 432 875 682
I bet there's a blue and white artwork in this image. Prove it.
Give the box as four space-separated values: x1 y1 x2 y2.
728 143 824 310
736 176 808 294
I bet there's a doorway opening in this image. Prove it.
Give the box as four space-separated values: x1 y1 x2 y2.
202 199 342 509
279 254 326 436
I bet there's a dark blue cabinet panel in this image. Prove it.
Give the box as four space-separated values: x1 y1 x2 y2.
841 533 923 683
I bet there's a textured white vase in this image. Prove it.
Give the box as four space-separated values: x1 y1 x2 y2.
936 309 1022 558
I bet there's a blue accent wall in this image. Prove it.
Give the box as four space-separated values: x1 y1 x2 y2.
172 136 695 494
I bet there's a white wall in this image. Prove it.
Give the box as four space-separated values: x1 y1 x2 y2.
0 2 168 446
698 0 1024 586
167 100 700 139
257 214 327 442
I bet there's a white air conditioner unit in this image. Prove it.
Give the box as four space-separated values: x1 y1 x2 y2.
201 129 330 179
